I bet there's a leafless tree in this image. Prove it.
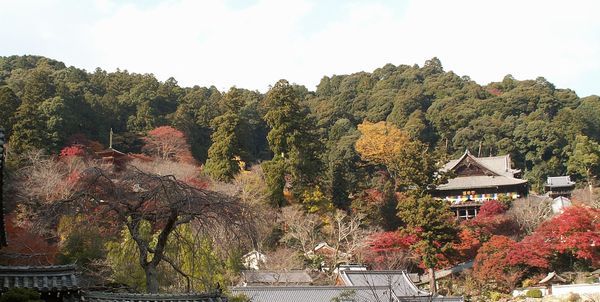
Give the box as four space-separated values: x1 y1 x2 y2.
130 158 200 181
15 150 88 203
212 166 277 251
261 247 304 271
279 205 323 254
32 165 253 293
507 197 553 236
572 187 600 209
324 210 369 271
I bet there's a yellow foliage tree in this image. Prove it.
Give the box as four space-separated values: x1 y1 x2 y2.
355 121 409 170
301 186 334 214
356 120 444 192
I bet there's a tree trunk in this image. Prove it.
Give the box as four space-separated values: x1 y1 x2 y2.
145 264 160 294
428 267 437 295
587 168 594 196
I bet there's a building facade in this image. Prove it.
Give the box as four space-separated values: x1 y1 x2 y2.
433 150 528 219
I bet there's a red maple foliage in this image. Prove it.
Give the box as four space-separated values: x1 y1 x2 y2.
473 235 525 291
0 214 58 265
364 231 417 269
60 145 86 158
452 228 482 262
526 206 600 267
478 200 508 217
507 234 551 269
143 126 194 163
488 88 502 96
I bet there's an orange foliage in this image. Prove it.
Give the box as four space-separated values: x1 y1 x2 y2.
0 214 57 265
525 206 600 267
473 235 525 291
143 126 194 163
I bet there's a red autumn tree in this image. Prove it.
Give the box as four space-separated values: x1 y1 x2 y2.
462 200 518 245
452 227 482 262
60 145 86 158
364 231 417 270
477 200 508 217
507 234 551 269
0 214 58 265
473 235 525 291
526 206 600 267
142 126 194 163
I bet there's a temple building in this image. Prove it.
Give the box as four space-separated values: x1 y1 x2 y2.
433 150 528 219
545 176 576 198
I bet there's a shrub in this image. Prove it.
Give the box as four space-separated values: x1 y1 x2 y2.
488 291 504 301
525 289 542 298
564 293 581 302
0 288 42 302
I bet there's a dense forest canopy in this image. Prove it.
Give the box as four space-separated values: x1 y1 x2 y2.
1 55 599 192
2 55 600 298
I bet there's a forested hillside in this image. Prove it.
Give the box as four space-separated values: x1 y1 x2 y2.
1 55 599 191
1 55 600 298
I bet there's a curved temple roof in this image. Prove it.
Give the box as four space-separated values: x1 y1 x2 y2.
437 150 527 191
0 264 79 292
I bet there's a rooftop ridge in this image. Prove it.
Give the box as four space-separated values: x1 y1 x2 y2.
233 285 405 290
0 264 77 271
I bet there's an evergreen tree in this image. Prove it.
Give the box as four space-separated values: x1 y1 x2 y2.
10 101 47 154
568 135 600 192
262 80 323 203
205 88 248 181
397 192 458 293
205 112 241 182
0 86 20 136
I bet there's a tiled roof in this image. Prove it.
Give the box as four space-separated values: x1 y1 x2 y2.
438 150 526 191
442 150 520 178
0 264 79 291
232 285 400 302
338 270 428 297
241 270 313 285
436 175 527 191
231 286 463 302
82 291 227 302
546 176 575 187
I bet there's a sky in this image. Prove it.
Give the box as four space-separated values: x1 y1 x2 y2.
1 0 599 96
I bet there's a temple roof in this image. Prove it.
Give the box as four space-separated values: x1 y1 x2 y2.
232 285 463 302
82 292 227 302
545 176 575 188
437 150 527 191
437 175 528 191
241 270 313 285
0 264 79 292
441 150 521 177
337 270 428 297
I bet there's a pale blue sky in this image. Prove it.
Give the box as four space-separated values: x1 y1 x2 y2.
1 0 598 96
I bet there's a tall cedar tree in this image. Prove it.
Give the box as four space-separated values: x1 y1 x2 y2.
9 101 47 154
0 86 20 137
205 113 241 181
262 80 322 205
205 88 246 181
397 193 458 294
